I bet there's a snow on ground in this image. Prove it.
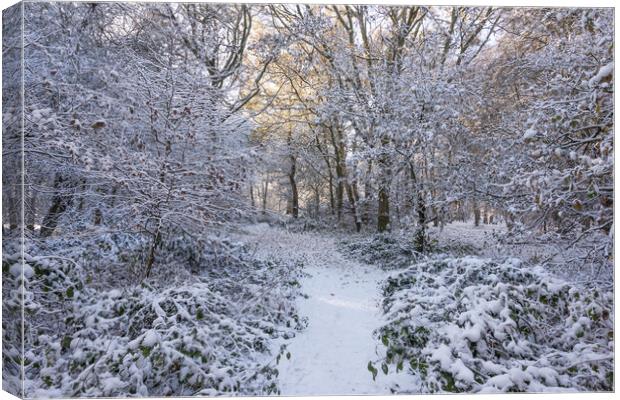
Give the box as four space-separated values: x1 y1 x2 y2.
239 223 420 395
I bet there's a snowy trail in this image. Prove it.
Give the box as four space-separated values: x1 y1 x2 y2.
241 224 418 395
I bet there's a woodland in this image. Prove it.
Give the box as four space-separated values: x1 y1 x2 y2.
2 2 614 397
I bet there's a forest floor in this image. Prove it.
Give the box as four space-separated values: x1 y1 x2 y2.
239 223 419 395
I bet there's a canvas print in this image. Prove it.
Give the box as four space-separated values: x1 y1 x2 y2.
1 1 614 397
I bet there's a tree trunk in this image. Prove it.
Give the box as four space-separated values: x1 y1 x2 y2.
473 204 481 227
504 211 515 230
362 162 372 225
40 174 72 238
328 125 345 221
377 131 391 232
316 133 335 215
25 185 37 231
262 177 269 214
336 177 344 221
352 182 362 231
377 156 391 232
288 155 299 218
410 163 426 252
144 222 161 279
93 208 102 225
346 183 362 232
314 186 320 218
7 188 19 230
377 187 390 232
394 180 401 229
414 190 427 253
327 170 335 215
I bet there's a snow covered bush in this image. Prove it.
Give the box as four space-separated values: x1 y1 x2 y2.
374 256 613 393
4 239 305 397
2 241 25 396
338 233 421 270
284 217 334 233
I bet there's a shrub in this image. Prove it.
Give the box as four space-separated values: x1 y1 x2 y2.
3 240 304 397
339 233 421 270
375 256 613 393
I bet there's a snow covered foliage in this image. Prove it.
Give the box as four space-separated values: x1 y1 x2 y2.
2 2 614 396
338 234 422 270
3 238 305 397
2 239 24 396
5 3 304 396
375 256 613 393
472 8 613 261
525 15 614 233
24 2 252 237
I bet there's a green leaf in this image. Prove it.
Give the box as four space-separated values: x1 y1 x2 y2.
367 361 378 381
381 335 389 346
381 362 389 375
396 360 404 372
440 371 457 392
140 346 151 358
66 286 74 298
61 336 71 351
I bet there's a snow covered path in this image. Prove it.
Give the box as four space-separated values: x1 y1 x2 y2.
240 224 418 395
